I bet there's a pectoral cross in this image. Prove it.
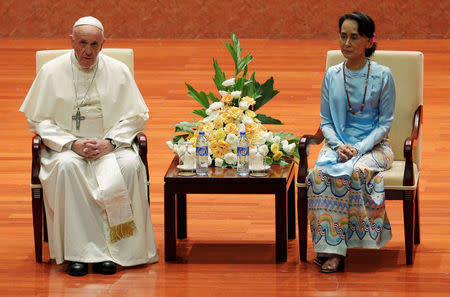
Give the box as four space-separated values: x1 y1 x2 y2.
72 108 85 130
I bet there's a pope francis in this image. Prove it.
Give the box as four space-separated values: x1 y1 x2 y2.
19 16 158 276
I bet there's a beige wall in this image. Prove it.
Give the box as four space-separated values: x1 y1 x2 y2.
1 0 448 39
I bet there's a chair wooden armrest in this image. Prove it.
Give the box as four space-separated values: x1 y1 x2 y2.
31 134 42 186
297 128 324 183
136 132 149 181
136 132 150 203
403 105 423 186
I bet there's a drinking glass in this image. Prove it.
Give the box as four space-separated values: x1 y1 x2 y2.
178 142 196 176
250 143 267 177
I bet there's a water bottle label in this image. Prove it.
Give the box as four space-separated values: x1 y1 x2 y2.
237 146 249 156
196 146 208 156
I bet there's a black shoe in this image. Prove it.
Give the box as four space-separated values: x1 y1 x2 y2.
93 261 117 275
68 262 88 276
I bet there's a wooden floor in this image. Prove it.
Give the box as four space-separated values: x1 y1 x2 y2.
0 39 449 296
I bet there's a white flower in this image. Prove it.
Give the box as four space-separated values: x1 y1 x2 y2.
283 142 296 155
261 131 273 142
203 110 219 122
226 133 239 146
208 155 213 165
224 152 237 165
239 100 250 111
166 140 174 150
215 158 224 167
258 144 269 156
272 136 281 144
281 140 289 147
231 90 242 99
178 138 186 146
241 115 254 125
209 101 224 110
222 78 235 87
238 123 246 133
219 90 228 97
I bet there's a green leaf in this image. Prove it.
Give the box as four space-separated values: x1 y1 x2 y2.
173 134 189 143
273 131 300 142
243 71 257 98
186 83 210 108
212 59 226 91
253 77 279 111
236 53 253 75
193 109 208 118
172 120 197 133
223 42 237 65
231 32 241 60
255 114 283 125
207 92 220 103
279 159 291 166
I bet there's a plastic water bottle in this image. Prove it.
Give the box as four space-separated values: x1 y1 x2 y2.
195 131 209 176
237 131 250 176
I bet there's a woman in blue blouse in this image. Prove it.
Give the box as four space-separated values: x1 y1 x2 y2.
307 12 396 273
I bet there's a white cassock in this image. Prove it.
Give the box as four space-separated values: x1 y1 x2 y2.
20 51 158 266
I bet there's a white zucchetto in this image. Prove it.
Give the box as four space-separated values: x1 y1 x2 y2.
73 16 104 32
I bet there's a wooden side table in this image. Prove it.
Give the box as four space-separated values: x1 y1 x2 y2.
164 156 296 262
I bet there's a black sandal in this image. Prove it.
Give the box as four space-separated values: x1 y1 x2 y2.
313 256 327 267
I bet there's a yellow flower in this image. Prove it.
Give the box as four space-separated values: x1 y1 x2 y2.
223 106 243 122
224 123 238 135
241 96 256 106
214 116 224 130
221 93 233 104
273 150 283 161
271 143 279 153
210 139 231 159
245 110 256 118
188 137 197 145
247 130 260 144
212 128 226 142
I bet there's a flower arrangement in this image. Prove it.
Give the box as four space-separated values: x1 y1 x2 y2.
167 33 299 168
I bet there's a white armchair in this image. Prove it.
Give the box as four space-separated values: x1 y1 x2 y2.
296 50 423 265
31 48 148 262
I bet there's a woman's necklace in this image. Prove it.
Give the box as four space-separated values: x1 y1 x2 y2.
343 60 371 115
70 58 99 130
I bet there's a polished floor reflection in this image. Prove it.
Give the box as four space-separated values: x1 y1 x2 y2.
0 39 449 296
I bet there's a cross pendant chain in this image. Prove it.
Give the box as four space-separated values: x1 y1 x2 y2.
72 108 85 130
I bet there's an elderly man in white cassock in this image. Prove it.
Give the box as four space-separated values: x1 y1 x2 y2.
19 16 158 276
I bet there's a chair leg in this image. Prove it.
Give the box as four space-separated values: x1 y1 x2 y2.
414 185 420 244
403 190 415 265
288 179 296 240
298 187 308 262
43 201 48 243
32 188 43 263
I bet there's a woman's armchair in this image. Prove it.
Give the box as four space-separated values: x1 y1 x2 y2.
296 50 424 265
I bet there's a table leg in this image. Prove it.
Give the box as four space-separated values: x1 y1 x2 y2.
177 192 187 239
164 185 176 261
288 178 296 240
275 186 287 262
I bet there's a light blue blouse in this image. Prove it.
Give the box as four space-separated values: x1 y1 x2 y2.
316 60 396 177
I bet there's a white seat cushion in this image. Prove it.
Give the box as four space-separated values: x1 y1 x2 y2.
382 161 419 190
296 161 418 190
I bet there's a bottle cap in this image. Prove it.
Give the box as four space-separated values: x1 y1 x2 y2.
199 131 205 135
240 131 246 135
